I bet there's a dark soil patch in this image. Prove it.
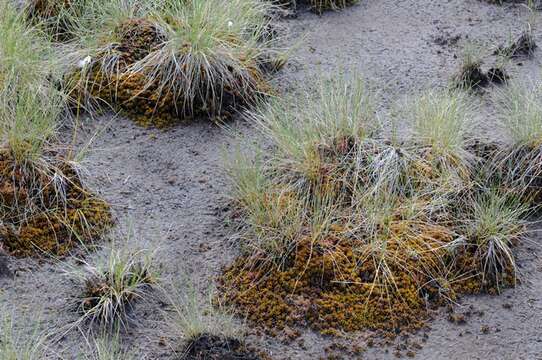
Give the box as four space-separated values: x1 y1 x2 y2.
183 334 266 360
487 67 509 83
495 31 537 58
278 0 359 14
455 63 509 89
0 247 11 277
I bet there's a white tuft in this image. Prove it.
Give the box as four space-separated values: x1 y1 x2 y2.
78 55 92 69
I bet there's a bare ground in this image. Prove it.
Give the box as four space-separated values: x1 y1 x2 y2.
2 0 542 359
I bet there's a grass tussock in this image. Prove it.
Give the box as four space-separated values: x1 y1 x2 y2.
493 80 542 198
0 2 111 258
496 29 537 58
166 283 243 343
66 0 284 127
164 282 264 359
24 0 87 40
68 242 157 330
454 42 508 89
220 75 532 336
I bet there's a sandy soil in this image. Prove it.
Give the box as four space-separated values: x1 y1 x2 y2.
2 0 542 359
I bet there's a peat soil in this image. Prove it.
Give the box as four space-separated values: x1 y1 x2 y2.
2 0 542 359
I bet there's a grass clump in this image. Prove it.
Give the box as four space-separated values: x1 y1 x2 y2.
492 81 542 199
68 243 157 329
220 76 530 336
67 0 284 127
0 2 111 257
453 42 508 89
164 282 264 360
454 42 488 89
24 0 87 40
85 333 135 360
459 190 527 290
278 0 358 13
496 30 537 58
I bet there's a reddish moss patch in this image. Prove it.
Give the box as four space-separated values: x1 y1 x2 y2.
0 150 112 257
222 232 438 335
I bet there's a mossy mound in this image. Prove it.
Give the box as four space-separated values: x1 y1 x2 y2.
220 133 521 336
25 0 82 40
0 150 112 257
70 18 273 128
221 214 514 336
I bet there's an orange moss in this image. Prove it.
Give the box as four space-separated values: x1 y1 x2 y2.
221 227 514 336
0 150 112 257
221 227 441 335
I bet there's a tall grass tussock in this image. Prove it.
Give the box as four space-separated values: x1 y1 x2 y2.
220 75 532 335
